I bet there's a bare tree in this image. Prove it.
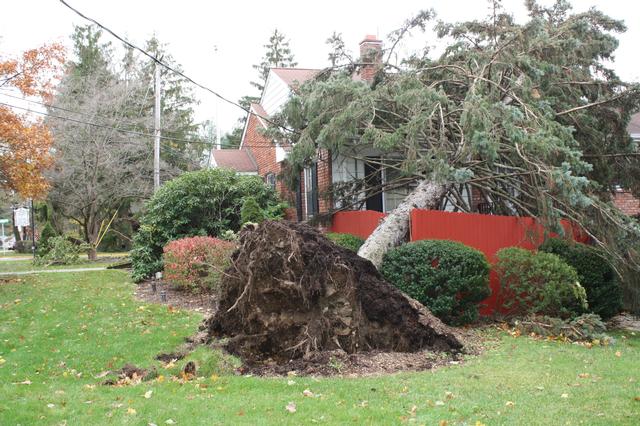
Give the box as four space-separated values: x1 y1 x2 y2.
47 69 153 259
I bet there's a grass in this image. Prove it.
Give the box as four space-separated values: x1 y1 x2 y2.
1 271 639 425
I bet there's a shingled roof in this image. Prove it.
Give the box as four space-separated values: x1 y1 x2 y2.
210 149 257 173
271 68 320 90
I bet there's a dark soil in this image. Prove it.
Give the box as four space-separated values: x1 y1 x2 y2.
205 220 465 364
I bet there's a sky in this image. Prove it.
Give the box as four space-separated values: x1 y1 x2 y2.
1 0 639 134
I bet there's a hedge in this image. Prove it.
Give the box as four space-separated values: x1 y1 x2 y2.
381 239 491 325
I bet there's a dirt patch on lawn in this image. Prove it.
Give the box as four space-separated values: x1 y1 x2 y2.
234 327 485 377
134 279 214 316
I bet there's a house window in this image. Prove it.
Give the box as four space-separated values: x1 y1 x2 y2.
265 172 276 190
304 165 318 219
382 162 412 213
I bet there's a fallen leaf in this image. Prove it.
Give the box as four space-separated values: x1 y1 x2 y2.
445 391 454 400
634 396 640 402
144 390 153 399
287 379 296 386
615 351 622 357
408 405 417 417
15 379 32 385
165 420 176 425
285 402 297 413
439 421 448 426
475 422 486 426
157 375 165 383
578 373 590 379
210 374 219 382
127 408 137 415
561 393 569 398
360 400 369 408
47 403 55 408
435 400 445 406
302 389 314 397
505 401 515 407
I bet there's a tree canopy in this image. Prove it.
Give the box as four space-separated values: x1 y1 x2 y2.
0 43 65 198
271 0 640 266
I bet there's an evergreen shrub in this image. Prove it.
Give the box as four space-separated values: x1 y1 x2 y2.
539 238 621 319
381 239 491 325
496 247 588 319
326 232 365 253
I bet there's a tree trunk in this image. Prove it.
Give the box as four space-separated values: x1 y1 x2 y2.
88 246 97 261
357 180 447 268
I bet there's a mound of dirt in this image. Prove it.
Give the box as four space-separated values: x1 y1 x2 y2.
205 221 464 364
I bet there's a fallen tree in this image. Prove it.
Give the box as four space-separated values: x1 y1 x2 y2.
268 1 640 273
206 220 464 363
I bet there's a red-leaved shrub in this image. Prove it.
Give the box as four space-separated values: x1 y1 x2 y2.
163 236 236 293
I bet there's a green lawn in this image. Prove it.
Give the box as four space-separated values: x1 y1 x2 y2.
0 271 638 425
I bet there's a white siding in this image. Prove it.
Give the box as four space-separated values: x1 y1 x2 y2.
260 71 292 116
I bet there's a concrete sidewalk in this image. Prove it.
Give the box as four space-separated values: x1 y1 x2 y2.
0 267 108 276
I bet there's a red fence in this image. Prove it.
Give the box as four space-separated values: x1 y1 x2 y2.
330 210 387 239
331 209 588 314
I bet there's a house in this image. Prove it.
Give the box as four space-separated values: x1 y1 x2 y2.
612 112 640 217
213 35 450 221
212 37 640 221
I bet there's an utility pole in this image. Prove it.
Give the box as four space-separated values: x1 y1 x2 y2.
153 61 161 191
30 199 36 260
214 45 221 152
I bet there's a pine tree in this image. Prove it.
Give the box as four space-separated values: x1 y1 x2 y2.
273 0 640 268
251 29 297 92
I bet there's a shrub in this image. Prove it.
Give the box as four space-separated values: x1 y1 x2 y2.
37 222 57 255
131 168 280 282
326 232 365 252
539 238 622 319
163 236 236 293
240 197 264 224
381 239 491 325
35 236 86 266
496 247 588 319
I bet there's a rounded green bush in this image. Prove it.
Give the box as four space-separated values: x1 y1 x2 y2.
380 239 491 325
240 197 264 224
130 168 281 282
36 222 57 256
539 238 621 319
496 247 588 319
326 232 365 252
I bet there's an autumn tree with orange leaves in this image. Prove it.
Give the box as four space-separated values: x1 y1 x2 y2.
0 43 65 198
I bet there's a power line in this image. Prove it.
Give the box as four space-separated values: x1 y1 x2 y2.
58 0 298 136
0 100 280 149
0 89 145 127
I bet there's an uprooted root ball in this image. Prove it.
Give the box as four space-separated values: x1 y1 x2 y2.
205 221 464 363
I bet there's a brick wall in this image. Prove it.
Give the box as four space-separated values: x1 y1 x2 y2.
317 149 333 215
242 113 298 215
613 190 640 216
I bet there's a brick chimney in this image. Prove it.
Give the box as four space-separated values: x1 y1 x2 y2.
358 35 382 83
